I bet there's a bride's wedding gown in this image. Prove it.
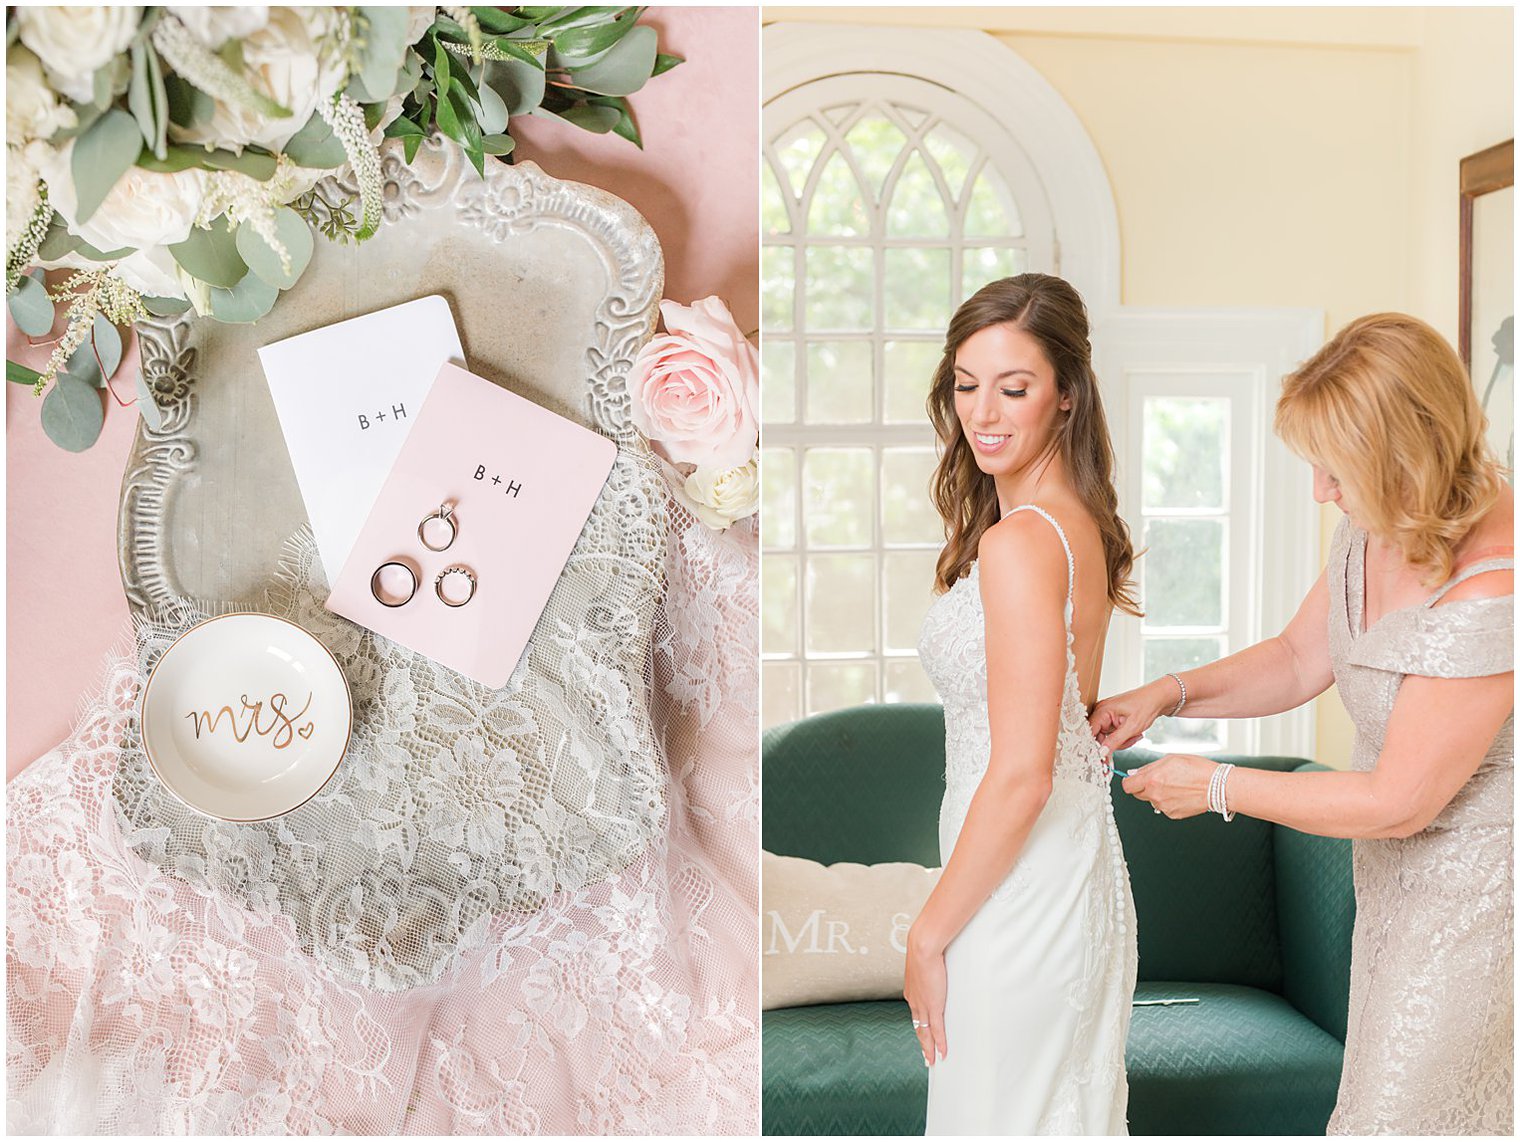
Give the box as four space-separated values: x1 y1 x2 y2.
918 505 1137 1135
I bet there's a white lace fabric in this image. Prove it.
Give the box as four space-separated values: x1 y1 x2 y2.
918 505 1135 1134
7 463 758 1132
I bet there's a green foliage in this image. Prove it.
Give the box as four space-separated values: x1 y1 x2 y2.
71 110 143 223
8 271 55 336
235 208 314 290
168 215 247 288
283 112 349 168
128 40 170 159
40 373 105 451
8 360 43 387
209 270 279 323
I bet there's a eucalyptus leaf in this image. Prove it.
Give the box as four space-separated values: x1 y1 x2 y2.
651 52 683 77
164 73 213 128
355 6 414 102
142 294 192 317
8 271 54 337
72 109 142 224
92 314 123 378
476 76 509 134
554 104 622 134
35 216 81 262
481 133 515 156
63 340 102 389
8 360 42 386
41 373 104 452
51 101 105 142
282 113 347 168
567 24 656 96
208 271 279 323
393 50 424 98
200 147 277 180
36 218 129 262
484 57 545 116
235 208 314 290
168 215 247 289
134 368 165 432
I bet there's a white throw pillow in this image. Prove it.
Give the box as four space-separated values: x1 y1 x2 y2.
762 851 941 1010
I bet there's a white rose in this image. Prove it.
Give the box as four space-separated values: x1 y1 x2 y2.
37 139 207 254
167 5 270 48
684 455 759 531
7 46 77 147
169 7 347 155
114 247 187 300
15 7 142 104
404 7 438 47
6 153 44 256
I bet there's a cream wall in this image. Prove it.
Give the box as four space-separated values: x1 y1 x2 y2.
764 6 1513 765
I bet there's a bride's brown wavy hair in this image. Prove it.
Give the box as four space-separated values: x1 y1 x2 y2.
928 273 1140 615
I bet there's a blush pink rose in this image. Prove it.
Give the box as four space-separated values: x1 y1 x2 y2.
628 296 758 469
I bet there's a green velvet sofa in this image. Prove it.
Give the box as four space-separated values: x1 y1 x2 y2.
762 703 1355 1136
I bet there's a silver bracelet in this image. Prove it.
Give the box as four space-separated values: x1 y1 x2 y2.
1208 762 1236 822
1164 672 1187 717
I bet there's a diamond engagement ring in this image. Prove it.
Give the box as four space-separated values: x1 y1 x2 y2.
419 502 458 552
435 565 477 607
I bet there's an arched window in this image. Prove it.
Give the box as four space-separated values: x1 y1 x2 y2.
761 26 1319 759
760 29 1087 731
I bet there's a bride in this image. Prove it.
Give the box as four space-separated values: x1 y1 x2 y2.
909 274 1140 1134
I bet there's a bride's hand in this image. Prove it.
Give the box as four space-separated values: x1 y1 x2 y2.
1089 677 1181 751
1122 754 1215 818
903 925 948 1066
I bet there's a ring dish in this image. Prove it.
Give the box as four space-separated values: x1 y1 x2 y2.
139 613 352 822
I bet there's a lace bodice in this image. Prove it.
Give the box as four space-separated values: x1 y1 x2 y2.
918 505 1111 822
1324 515 1513 1136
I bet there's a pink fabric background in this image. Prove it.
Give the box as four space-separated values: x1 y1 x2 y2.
5 6 759 776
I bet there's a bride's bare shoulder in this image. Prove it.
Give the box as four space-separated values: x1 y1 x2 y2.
976 511 1069 600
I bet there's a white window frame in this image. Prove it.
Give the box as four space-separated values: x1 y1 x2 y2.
764 25 1325 758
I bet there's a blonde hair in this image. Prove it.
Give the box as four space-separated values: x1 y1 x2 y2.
1275 313 1505 585
927 274 1140 614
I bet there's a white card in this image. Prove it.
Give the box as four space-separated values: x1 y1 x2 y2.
257 296 465 583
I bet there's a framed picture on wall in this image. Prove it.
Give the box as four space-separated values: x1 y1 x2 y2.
1460 138 1514 473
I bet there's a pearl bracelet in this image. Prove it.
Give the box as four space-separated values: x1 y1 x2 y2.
1208 762 1236 822
1164 672 1188 717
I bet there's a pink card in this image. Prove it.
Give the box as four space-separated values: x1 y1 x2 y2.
325 362 617 687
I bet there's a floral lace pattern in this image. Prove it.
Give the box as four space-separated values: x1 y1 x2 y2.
7 488 758 1132
918 505 1135 1134
1325 517 1513 1135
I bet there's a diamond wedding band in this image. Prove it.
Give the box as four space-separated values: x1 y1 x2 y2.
435 565 477 607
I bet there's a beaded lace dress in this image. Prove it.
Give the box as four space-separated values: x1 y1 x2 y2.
917 505 1136 1135
6 451 759 1131
1325 517 1513 1135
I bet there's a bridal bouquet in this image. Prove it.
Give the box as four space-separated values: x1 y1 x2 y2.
5 6 681 450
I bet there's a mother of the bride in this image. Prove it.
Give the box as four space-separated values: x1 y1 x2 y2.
1090 313 1513 1136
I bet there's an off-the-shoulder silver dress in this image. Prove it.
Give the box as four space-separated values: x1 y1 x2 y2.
1326 517 1514 1135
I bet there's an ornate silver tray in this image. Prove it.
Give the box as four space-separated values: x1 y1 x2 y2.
120 138 663 610
111 139 673 990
